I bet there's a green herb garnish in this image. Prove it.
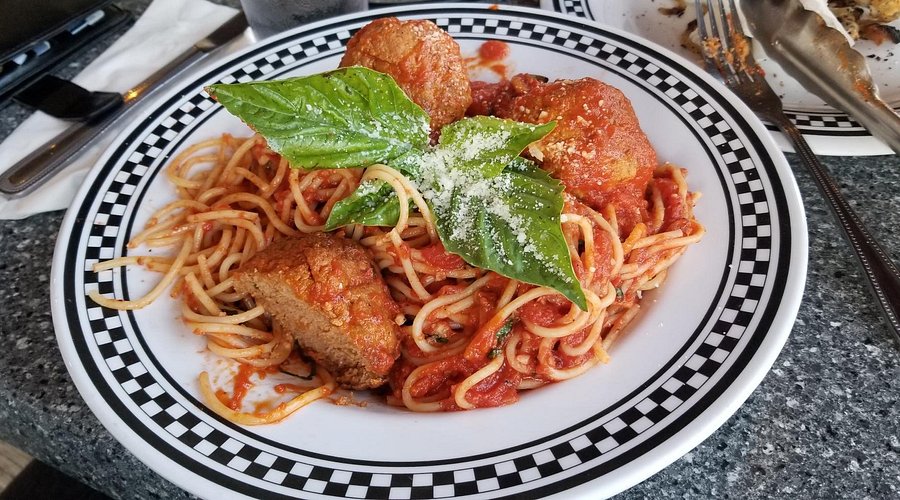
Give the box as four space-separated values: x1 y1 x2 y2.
325 179 406 230
207 67 587 310
487 319 515 359
207 67 429 169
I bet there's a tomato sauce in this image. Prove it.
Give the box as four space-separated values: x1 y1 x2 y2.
455 362 521 408
181 282 201 313
650 170 698 236
391 310 524 411
465 40 511 80
463 313 508 362
552 348 594 371
418 241 465 270
467 80 510 116
479 40 509 62
405 357 468 398
218 363 260 411
518 296 569 327
271 187 292 214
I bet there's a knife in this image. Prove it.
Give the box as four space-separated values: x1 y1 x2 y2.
0 11 249 197
742 0 900 154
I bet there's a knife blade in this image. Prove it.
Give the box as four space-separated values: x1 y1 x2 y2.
0 11 249 197
742 0 900 154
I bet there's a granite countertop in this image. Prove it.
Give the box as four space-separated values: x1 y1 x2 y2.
1 1 899 499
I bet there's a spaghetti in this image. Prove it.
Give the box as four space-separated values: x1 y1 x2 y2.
91 131 703 422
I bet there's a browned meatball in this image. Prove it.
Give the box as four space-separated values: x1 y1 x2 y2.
340 18 472 131
492 74 658 235
233 234 401 389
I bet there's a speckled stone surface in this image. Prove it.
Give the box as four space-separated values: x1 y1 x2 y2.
1 1 899 499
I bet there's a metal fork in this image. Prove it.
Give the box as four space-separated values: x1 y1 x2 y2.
694 0 900 345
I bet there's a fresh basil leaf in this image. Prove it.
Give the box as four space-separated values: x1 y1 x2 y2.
324 149 426 230
389 149 424 178
325 180 402 231
432 158 587 310
206 67 430 169
208 67 584 309
436 116 555 177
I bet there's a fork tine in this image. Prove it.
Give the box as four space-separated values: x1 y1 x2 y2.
712 0 740 76
693 0 707 39
693 0 718 72
715 0 730 45
706 0 724 43
695 0 759 84
725 0 747 37
694 0 732 78
719 0 763 81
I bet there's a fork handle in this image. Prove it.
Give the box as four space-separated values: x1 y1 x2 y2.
773 114 900 344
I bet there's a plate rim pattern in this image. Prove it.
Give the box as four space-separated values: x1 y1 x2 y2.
52 5 806 499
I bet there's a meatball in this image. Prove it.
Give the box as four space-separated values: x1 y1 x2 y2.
492 74 658 235
233 234 401 389
340 17 471 131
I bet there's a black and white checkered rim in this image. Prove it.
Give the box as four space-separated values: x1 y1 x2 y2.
551 0 900 137
53 5 803 499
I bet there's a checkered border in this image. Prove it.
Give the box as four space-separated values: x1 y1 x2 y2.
547 0 899 133
66 10 785 499
552 0 588 18
787 111 862 130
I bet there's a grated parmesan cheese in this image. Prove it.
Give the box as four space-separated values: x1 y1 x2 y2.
410 139 565 279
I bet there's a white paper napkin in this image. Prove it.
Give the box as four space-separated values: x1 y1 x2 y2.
0 0 243 220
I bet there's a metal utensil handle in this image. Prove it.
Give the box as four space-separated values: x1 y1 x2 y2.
774 114 900 343
0 110 124 196
0 45 203 198
0 12 249 198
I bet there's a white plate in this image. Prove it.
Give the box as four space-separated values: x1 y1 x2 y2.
51 4 807 499
541 0 899 156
